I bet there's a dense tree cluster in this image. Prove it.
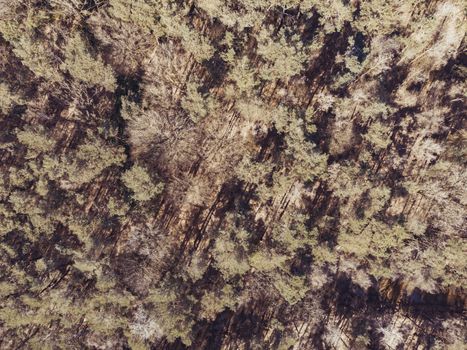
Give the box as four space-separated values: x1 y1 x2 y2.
0 0 465 349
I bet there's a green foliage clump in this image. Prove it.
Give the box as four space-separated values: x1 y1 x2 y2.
122 165 164 202
16 127 56 155
0 16 61 81
212 231 250 279
338 219 411 279
423 238 467 287
34 258 47 273
161 15 214 63
355 0 413 36
108 0 162 33
0 83 22 115
249 250 286 272
273 274 309 305
61 34 117 91
200 285 235 320
181 81 219 123
146 287 195 346
0 281 15 297
42 136 125 186
107 197 130 217
225 56 258 95
310 0 353 33
256 29 308 81
364 121 392 151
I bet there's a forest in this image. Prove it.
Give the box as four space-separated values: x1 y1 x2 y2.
0 0 465 349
